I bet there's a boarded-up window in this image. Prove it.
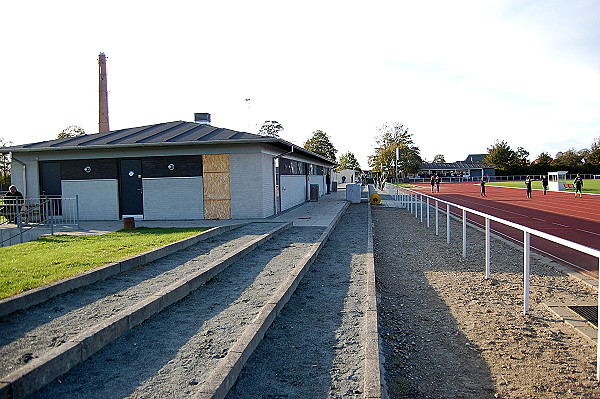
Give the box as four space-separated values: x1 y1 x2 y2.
203 154 231 219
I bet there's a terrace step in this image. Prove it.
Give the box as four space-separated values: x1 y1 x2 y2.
0 222 292 399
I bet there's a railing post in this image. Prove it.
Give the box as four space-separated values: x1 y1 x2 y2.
414 194 418 219
462 209 467 258
485 217 491 279
420 194 423 223
446 203 450 244
76 195 80 228
435 200 439 236
18 213 23 243
426 197 430 228
50 199 54 236
523 231 530 315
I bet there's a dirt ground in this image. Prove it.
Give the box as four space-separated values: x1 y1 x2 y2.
373 206 600 399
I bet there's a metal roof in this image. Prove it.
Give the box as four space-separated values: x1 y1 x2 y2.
2 121 335 165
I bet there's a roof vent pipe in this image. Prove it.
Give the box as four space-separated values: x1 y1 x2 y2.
194 113 211 125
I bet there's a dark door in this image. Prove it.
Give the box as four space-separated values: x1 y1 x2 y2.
119 159 143 216
40 162 62 216
40 162 62 197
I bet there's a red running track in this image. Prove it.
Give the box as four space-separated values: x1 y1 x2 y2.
411 182 600 279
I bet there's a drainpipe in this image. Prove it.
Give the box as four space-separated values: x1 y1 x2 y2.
9 153 26 198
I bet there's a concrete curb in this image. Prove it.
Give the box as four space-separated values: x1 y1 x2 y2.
0 224 246 318
196 201 351 399
364 203 386 399
0 222 291 399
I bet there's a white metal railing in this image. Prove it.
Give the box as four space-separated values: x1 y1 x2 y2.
0 196 80 246
383 183 600 380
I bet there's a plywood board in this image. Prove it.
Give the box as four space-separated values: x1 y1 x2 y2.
203 154 230 173
203 153 231 219
203 172 231 200
204 199 231 219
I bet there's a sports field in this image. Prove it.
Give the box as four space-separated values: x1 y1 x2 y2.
410 182 600 278
489 178 600 194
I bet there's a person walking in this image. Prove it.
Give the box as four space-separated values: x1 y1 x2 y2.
480 176 487 197
541 175 548 195
573 174 583 198
430 174 436 193
435 174 441 192
525 176 533 198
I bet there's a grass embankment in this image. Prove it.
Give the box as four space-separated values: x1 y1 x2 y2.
489 179 600 194
0 227 209 300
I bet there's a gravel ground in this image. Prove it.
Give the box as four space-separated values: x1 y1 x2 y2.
227 203 368 398
0 222 286 378
373 205 600 398
29 226 325 398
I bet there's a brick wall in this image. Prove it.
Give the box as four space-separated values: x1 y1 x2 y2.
230 153 271 218
62 180 119 220
142 177 203 220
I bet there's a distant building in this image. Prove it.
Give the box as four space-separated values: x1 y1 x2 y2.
418 154 495 178
3 115 335 220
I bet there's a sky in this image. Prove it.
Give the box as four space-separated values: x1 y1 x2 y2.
1 0 599 168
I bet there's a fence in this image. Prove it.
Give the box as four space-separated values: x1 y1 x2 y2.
0 196 80 246
383 183 600 380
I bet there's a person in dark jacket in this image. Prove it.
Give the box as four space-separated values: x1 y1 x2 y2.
2 185 24 223
573 174 583 198
480 176 487 197
525 176 533 198
541 175 548 195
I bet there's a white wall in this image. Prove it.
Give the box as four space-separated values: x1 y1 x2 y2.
230 153 271 218
142 177 203 220
9 160 40 198
62 179 119 220
280 175 307 211
262 153 275 217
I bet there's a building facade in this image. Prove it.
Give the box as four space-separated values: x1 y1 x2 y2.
4 118 335 220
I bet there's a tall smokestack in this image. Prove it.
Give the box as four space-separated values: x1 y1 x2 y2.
98 52 110 133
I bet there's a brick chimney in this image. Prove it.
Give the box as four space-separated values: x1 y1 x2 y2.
98 53 110 133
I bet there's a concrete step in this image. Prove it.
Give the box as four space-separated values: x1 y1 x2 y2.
0 222 292 399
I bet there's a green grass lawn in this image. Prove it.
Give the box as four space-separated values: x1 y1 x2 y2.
0 227 209 299
488 179 600 194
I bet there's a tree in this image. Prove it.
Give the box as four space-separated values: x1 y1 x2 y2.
482 140 516 170
368 122 422 180
337 152 361 171
432 154 446 163
58 125 86 139
533 152 553 165
258 121 284 137
303 130 337 162
588 138 600 165
0 137 12 189
514 147 530 168
553 148 583 167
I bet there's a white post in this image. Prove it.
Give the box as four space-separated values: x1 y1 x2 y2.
446 203 451 244
485 217 491 279
435 200 439 236
523 231 531 314
462 209 467 258
426 197 430 228
415 194 418 219
420 195 423 223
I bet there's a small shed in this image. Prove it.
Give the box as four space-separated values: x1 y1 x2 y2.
548 171 568 191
